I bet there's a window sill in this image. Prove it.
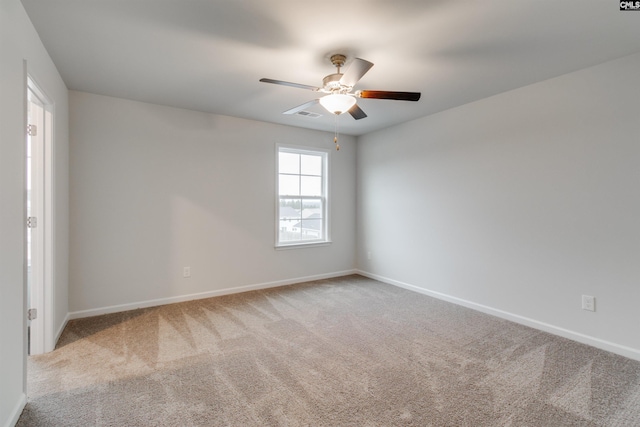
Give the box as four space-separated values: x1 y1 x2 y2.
275 241 332 250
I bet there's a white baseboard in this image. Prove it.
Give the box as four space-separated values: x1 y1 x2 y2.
68 270 358 321
54 312 70 346
4 393 26 427
357 270 640 362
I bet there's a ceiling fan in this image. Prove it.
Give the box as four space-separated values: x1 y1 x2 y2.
260 54 421 120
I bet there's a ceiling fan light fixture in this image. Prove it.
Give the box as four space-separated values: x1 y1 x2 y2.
319 94 356 115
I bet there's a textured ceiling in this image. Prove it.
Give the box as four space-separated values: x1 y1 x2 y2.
21 0 640 136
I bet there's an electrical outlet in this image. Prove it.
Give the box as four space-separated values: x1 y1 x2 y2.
367 251 372 260
183 267 191 278
582 295 595 312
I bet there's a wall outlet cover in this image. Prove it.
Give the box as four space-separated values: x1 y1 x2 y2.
582 295 595 312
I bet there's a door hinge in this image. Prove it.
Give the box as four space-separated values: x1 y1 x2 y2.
27 124 37 136
27 216 37 228
28 308 37 320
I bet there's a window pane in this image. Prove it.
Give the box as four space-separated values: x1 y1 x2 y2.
279 152 299 174
301 199 322 218
279 218 302 242
301 154 322 176
279 199 301 219
279 217 303 242
300 218 323 239
279 174 299 195
301 176 321 196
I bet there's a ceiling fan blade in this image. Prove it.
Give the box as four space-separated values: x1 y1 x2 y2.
348 104 367 120
260 78 319 91
283 99 320 115
340 58 374 87
356 90 421 101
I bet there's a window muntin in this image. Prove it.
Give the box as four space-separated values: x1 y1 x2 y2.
277 146 329 247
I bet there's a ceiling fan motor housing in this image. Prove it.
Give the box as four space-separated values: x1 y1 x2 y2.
323 73 345 92
330 54 347 68
321 54 354 93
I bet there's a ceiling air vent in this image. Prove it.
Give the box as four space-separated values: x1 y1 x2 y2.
295 110 322 119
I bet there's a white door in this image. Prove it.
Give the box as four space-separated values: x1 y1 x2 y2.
26 83 50 355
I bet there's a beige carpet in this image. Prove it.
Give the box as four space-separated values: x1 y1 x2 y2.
18 275 640 426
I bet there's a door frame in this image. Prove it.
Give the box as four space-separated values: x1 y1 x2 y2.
26 74 55 354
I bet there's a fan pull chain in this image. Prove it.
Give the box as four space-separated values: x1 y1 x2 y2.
334 113 340 151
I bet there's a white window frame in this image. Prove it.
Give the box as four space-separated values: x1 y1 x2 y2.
275 144 330 248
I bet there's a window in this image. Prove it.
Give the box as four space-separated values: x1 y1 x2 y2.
276 145 329 247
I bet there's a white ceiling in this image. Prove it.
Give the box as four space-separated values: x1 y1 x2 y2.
21 0 640 136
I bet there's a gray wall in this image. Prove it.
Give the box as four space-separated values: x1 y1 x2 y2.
357 53 640 359
0 0 69 424
69 91 356 314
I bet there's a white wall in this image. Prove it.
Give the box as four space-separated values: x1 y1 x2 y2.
357 53 640 360
0 0 69 425
69 91 356 314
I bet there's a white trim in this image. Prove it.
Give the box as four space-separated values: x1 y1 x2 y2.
275 143 330 247
4 393 26 427
68 270 358 320
43 103 55 353
54 312 71 346
357 270 640 362
26 85 46 355
26 75 56 354
275 241 332 250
